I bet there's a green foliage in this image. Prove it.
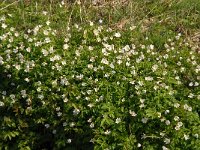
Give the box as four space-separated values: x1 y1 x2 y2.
0 1 200 150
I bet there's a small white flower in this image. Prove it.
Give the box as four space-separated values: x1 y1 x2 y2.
165 120 170 125
88 103 94 108
160 132 165 137
194 133 199 138
141 118 148 123
67 139 72 143
194 82 199 86
63 98 68 103
73 109 80 115
174 116 179 121
162 146 169 150
110 63 115 69
157 112 161 118
149 44 154 50
46 20 50 25
99 19 103 24
175 125 180 130
189 82 193 87
165 110 170 114
42 49 49 56
130 25 136 30
188 93 194 98
63 122 67 126
93 29 99 36
187 106 192 111
90 123 94 128
174 103 180 108
45 124 50 128
164 138 170 144
63 44 69 50
52 130 57 134
177 122 183 127
115 118 121 124
104 130 111 135
70 122 75 127
101 58 109 65
57 112 62 117
137 143 141 147
43 30 49 35
0 101 4 107
152 64 158 72
88 64 93 69
90 21 94 26
184 134 189 140
145 76 153 81
2 23 7 29
114 32 121 38
129 110 137 117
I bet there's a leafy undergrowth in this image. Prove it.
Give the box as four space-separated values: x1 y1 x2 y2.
0 1 200 150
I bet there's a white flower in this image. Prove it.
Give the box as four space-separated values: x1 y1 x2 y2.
130 25 136 30
70 122 75 127
174 116 179 121
90 123 94 128
165 120 170 125
162 146 169 150
0 101 4 107
99 19 103 24
194 82 199 86
184 134 189 140
175 125 180 130
2 23 7 29
90 21 94 26
93 29 99 36
63 43 69 50
43 30 49 35
104 130 111 135
57 112 62 117
189 82 193 86
177 122 183 127
73 109 80 115
165 110 170 114
137 143 141 147
114 32 121 38
152 64 158 72
188 93 194 98
194 133 199 138
88 103 94 108
141 118 148 123
110 63 114 69
52 130 57 134
149 44 154 50
67 139 72 143
145 76 153 81
63 98 68 103
88 64 93 69
157 112 161 118
63 122 67 126
164 138 170 144
174 103 180 108
115 118 121 124
46 20 50 25
42 49 49 56
45 124 50 128
129 110 137 117
101 58 109 65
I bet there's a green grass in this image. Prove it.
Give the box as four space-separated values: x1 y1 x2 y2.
0 0 199 149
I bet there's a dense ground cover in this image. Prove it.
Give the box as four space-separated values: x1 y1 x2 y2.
0 0 200 149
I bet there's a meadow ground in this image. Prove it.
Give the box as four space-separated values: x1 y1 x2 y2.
0 0 200 149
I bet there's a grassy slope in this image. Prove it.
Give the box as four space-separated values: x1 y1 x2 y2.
0 0 199 149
